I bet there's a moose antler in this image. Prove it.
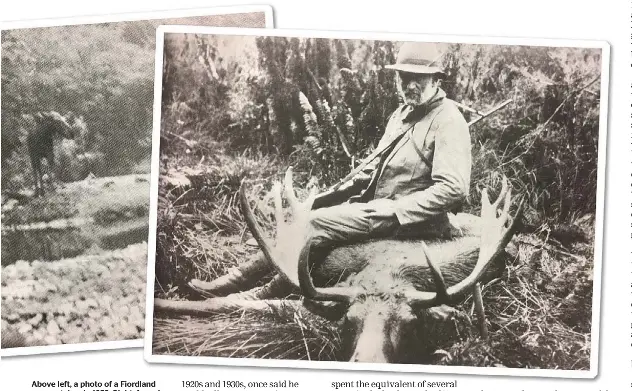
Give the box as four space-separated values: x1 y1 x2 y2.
186 168 317 298
239 167 321 291
235 167 363 303
404 176 523 309
183 180 295 299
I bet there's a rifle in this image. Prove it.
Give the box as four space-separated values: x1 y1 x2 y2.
312 99 513 210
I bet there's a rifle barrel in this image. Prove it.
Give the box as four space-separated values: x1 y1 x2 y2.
467 99 513 127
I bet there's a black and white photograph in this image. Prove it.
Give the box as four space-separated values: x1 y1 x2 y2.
0 7 273 356
145 27 608 377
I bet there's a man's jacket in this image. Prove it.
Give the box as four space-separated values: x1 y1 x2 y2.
357 88 472 228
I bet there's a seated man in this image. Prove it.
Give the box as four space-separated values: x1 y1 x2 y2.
188 42 472 296
308 41 471 248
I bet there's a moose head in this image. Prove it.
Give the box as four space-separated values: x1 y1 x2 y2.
155 167 522 364
36 111 75 139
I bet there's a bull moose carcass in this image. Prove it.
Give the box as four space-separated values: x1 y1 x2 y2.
154 167 523 364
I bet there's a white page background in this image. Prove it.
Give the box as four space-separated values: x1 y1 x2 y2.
0 0 627 390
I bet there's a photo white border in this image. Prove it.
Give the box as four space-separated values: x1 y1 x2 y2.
0 5 274 30
144 25 610 379
0 6 274 358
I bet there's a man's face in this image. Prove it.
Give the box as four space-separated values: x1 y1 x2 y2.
398 72 437 106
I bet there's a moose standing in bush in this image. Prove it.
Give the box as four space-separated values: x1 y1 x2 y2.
24 110 75 197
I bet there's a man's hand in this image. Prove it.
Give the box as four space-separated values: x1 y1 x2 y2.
311 166 375 210
312 178 368 210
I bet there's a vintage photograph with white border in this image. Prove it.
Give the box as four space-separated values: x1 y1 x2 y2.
145 26 609 379
0 6 273 357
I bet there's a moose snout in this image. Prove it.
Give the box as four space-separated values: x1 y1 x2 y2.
347 308 395 363
349 340 390 363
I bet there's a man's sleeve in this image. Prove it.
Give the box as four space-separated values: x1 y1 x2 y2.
391 109 472 226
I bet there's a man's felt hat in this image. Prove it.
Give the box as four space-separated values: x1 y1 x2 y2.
385 41 446 77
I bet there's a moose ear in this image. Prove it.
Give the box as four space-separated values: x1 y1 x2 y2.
302 298 349 322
